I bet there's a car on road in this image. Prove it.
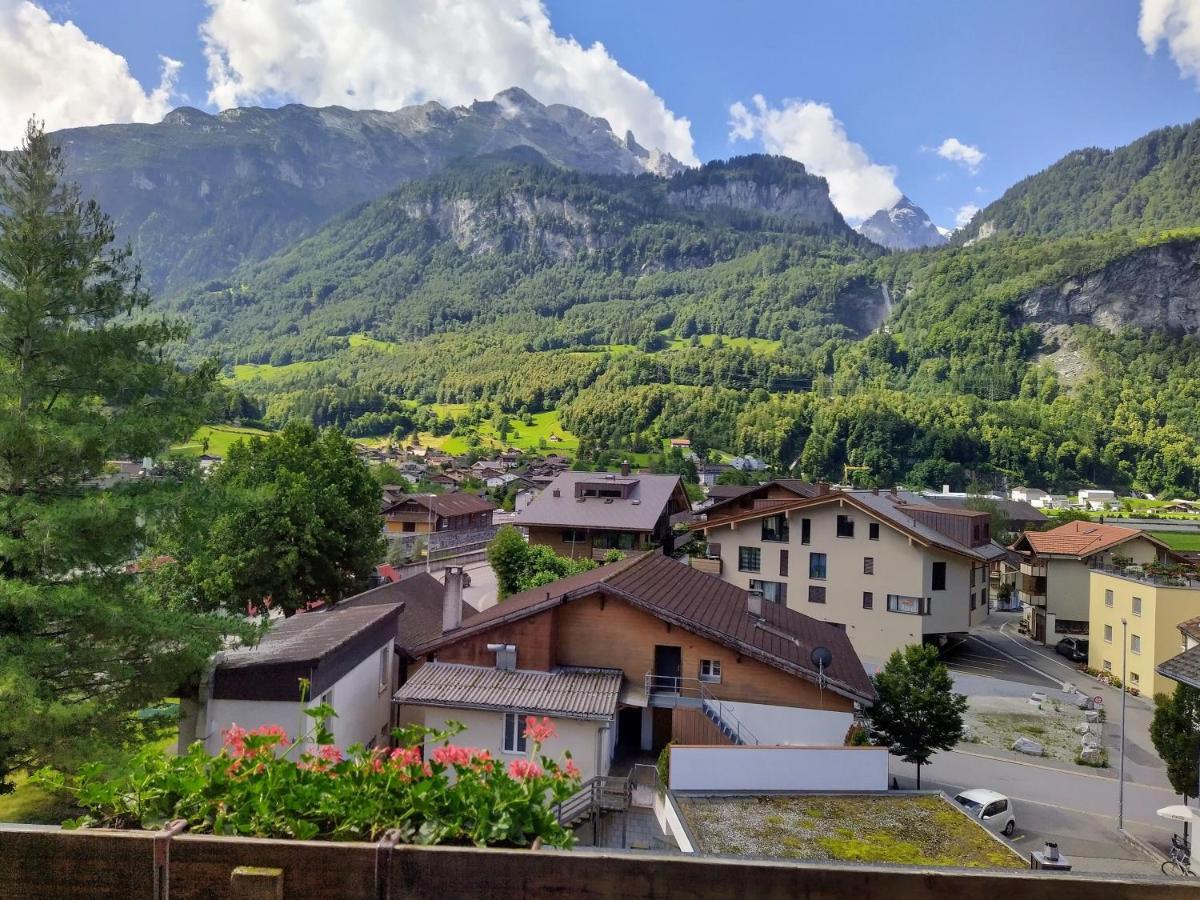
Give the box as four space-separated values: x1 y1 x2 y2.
1055 637 1089 662
953 789 1017 836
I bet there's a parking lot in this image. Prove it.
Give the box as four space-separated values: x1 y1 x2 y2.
941 634 1062 688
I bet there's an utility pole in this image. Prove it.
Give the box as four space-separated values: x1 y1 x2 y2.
1119 617 1128 832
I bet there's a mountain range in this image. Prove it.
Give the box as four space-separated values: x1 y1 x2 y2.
43 91 1200 495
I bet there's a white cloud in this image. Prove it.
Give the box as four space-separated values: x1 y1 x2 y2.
936 137 986 173
727 94 900 221
199 0 697 164
954 203 980 228
0 0 180 149
1140 0 1200 86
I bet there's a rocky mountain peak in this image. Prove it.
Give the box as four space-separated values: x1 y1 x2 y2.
857 195 947 251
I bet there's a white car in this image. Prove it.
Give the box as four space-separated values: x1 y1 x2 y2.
954 789 1017 836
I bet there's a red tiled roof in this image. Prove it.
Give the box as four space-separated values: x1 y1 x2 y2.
417 552 873 704
1016 520 1154 558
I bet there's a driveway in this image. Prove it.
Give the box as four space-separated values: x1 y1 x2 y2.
941 634 1062 688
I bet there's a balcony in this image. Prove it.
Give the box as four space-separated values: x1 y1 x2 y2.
1020 574 1046 601
689 556 722 575
1020 561 1047 578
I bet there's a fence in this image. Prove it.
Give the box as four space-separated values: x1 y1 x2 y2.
1 824 1193 899
667 745 889 792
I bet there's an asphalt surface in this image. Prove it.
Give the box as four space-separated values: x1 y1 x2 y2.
941 633 1064 688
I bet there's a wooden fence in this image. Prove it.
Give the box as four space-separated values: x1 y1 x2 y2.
2 823 1198 899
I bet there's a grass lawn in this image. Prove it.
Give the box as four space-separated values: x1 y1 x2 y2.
416 407 580 455
173 424 271 457
678 794 1021 869
348 333 396 353
229 358 324 382
1151 531 1200 551
0 773 78 825
665 335 781 354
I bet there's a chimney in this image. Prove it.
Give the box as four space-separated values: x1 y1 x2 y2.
552 488 560 498
620 459 631 476
442 566 464 632
747 588 764 618
816 481 830 497
890 485 898 496
486 643 517 671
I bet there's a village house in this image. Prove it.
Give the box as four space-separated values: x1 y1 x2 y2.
697 463 733 488
394 553 873 780
179 573 479 757
695 484 1006 667
1011 520 1176 645
382 492 496 535
1078 488 1119 511
1010 486 1050 507
516 466 691 560
1090 567 1200 697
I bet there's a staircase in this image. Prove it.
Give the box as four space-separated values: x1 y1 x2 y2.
702 699 750 745
555 776 630 829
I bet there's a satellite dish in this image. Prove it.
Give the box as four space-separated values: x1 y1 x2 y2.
811 646 833 670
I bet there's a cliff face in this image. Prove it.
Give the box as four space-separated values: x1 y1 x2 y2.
1016 240 1200 333
665 178 844 229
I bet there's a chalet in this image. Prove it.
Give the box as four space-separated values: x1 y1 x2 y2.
395 553 873 780
383 493 496 535
1012 521 1178 645
695 485 1008 666
424 473 457 489
669 438 692 450
923 493 1047 531
516 467 690 560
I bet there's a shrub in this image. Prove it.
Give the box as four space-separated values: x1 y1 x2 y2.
656 742 672 787
35 702 580 847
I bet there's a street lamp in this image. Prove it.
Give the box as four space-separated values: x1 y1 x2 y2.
1119 617 1128 832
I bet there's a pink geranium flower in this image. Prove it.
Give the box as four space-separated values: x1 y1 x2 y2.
508 759 543 780
523 716 556 744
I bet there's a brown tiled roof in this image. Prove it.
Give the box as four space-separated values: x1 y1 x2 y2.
384 492 497 517
418 552 873 704
344 574 479 653
395 662 622 720
1015 520 1162 558
1179 616 1200 642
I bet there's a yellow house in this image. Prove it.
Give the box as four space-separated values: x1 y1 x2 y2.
1088 569 1200 698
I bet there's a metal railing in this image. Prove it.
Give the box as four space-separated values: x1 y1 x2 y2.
555 776 630 829
643 673 759 745
1094 565 1200 590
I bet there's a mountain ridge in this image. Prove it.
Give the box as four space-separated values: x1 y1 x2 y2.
856 195 947 251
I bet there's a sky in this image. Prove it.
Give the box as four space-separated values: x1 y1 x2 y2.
3 0 1199 230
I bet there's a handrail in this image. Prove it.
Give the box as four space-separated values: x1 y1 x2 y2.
643 673 759 745
554 775 630 826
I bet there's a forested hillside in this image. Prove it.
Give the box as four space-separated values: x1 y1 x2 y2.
956 117 1200 242
144 118 1200 498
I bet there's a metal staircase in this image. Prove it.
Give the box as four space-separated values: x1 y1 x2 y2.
555 776 630 829
643 673 759 745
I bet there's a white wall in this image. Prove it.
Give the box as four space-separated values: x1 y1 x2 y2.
668 746 888 792
406 705 609 782
716 702 852 746
202 698 301 754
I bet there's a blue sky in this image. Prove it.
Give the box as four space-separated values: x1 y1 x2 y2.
8 0 1200 229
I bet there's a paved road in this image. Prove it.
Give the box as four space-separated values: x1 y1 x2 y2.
942 634 1062 688
462 561 498 612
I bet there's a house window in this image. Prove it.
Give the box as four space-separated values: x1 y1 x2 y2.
970 591 977 611
869 522 880 541
887 594 930 615
1132 596 1142 617
1104 624 1113 643
863 591 874 610
779 549 789 577
863 557 874 576
801 518 811 545
836 515 855 538
1103 660 1112 672
931 562 947 591
1105 589 1114 608
1131 672 1140 686
377 646 390 695
809 552 827 579
1131 634 1141 655
738 546 761 573
749 579 787 605
761 514 789 543
808 585 826 604
502 712 528 754
699 660 722 683
562 528 587 543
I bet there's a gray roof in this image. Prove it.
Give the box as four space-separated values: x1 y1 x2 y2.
394 662 623 720
847 490 1001 562
344 574 479 653
1157 645 1200 688
925 494 1048 523
516 470 685 532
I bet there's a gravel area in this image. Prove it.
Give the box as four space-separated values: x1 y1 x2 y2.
677 794 1022 869
963 694 1103 764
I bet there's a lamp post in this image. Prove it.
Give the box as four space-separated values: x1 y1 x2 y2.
1119 617 1128 832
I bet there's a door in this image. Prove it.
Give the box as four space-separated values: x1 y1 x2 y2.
654 645 682 693
1033 611 1046 643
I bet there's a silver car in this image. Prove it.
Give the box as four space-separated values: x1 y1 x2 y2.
954 788 1017 836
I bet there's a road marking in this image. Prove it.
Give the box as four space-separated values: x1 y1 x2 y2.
965 634 1066 689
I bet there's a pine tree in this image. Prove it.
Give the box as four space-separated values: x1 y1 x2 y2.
869 644 968 789
0 121 233 792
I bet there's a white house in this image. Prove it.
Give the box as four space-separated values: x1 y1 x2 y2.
1010 487 1049 506
1078 489 1117 510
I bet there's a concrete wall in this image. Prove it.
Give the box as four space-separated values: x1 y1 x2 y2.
406 705 610 782
667 746 889 792
707 502 976 667
1088 571 1200 697
715 701 852 746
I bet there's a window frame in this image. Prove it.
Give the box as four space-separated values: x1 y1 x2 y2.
761 514 790 543
1105 589 1114 608
502 712 529 755
737 545 761 573
808 551 827 580
1131 634 1141 655
1132 596 1142 617
801 517 811 545
869 522 880 541
836 514 855 539
377 645 390 695
699 659 723 684
862 591 874 610
863 556 874 576
931 561 947 591
749 579 787 605
1104 624 1113 643
808 585 827 604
